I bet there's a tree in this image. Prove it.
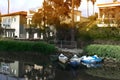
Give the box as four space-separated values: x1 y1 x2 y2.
32 12 43 28
32 0 82 41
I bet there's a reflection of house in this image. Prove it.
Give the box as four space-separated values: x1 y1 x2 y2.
1 11 27 38
0 61 25 77
97 2 120 27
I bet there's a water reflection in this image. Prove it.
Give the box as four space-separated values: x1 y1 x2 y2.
81 62 102 68
0 58 120 80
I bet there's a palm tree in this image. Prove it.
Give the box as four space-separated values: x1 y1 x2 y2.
87 0 89 17
71 0 81 41
91 0 96 15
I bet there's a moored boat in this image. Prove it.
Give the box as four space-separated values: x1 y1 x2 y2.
81 55 102 64
58 54 68 64
69 54 81 68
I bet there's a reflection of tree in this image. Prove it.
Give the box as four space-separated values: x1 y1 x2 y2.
25 65 55 80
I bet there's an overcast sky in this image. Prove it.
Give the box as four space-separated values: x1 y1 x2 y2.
0 0 120 17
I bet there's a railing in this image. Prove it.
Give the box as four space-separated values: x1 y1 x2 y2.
49 40 77 49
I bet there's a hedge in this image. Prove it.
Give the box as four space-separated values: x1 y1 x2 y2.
84 44 120 60
0 40 57 55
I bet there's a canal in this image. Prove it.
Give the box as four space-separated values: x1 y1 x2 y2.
0 56 120 80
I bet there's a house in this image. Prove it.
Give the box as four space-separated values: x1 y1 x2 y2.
61 10 81 24
1 11 27 38
97 1 120 27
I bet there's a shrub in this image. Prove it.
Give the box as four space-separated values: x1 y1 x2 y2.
0 40 57 55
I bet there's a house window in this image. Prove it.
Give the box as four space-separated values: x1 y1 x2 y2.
3 18 7 23
8 18 10 22
14 18 16 22
11 18 13 22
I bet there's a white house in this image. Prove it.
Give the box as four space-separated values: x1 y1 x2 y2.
97 1 120 27
1 11 27 38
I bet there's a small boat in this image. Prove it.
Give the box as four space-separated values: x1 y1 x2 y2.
58 54 68 64
69 54 81 68
81 55 102 64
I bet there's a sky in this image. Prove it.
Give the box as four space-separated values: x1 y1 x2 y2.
0 0 120 17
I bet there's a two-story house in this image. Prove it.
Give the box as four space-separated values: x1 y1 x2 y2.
1 11 27 38
97 1 120 27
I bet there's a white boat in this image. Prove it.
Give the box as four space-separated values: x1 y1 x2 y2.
58 54 68 64
69 54 81 68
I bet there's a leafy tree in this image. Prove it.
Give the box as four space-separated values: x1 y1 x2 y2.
32 0 82 41
32 12 43 28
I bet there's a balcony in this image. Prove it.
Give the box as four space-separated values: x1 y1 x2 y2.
97 18 118 27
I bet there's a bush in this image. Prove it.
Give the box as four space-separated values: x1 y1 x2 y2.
0 40 57 55
84 44 120 60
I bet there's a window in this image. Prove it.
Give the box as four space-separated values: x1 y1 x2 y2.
14 18 16 22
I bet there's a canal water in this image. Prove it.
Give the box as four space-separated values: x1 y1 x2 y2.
0 57 120 80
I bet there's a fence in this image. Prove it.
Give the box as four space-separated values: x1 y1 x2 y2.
49 40 77 49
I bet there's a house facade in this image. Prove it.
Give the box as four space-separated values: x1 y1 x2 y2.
97 1 120 27
1 11 27 38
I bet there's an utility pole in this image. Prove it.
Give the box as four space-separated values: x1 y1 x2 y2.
8 0 10 14
4 0 10 37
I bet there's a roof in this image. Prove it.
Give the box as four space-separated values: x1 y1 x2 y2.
97 2 120 8
1 11 27 17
